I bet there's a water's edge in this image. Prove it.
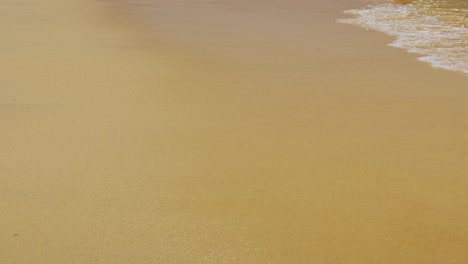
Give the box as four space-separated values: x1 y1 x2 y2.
338 1 468 75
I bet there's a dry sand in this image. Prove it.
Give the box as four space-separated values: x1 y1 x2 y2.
1 0 467 263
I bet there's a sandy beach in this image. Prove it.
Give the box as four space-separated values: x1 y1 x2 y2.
1 0 467 263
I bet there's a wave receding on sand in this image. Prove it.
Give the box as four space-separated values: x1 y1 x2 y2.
338 0 468 75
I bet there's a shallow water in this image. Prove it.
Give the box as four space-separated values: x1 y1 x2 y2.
338 0 468 75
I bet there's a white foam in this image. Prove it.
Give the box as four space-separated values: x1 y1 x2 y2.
337 3 468 75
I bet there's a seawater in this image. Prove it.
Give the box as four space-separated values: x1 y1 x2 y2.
338 0 468 75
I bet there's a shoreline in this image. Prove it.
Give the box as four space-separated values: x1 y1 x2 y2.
339 0 468 75
1 0 468 263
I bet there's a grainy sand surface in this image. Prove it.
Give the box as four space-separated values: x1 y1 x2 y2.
1 0 467 263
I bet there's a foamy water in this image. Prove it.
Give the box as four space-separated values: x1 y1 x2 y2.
338 0 468 75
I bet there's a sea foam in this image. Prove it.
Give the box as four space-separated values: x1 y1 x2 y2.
338 1 468 75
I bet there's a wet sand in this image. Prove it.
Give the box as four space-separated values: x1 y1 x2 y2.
1 0 468 263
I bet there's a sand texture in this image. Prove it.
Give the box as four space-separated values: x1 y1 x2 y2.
1 0 468 263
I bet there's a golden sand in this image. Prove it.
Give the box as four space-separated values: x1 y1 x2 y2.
1 0 467 263
393 0 413 4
